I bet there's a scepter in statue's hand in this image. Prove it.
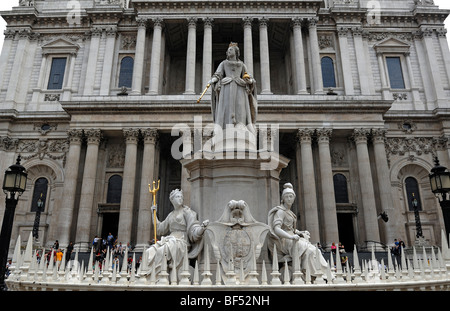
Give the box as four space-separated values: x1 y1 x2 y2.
197 83 211 103
149 180 160 242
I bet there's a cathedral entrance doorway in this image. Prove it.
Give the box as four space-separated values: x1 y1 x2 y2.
337 212 355 252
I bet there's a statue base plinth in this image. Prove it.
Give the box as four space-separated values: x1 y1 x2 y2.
181 150 289 224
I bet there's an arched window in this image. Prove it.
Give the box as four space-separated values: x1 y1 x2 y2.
333 173 349 203
107 175 123 204
321 56 336 88
31 177 48 212
405 177 422 211
118 56 134 88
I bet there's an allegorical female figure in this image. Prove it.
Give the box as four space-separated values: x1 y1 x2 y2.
208 42 257 134
268 183 328 276
146 189 209 275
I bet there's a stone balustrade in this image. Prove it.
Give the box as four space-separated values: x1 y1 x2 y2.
6 231 450 291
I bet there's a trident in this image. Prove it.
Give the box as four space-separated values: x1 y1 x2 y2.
149 180 160 242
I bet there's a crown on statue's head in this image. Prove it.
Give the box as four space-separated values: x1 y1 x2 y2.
229 42 238 47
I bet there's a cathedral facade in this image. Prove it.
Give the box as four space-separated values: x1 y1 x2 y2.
1 0 450 253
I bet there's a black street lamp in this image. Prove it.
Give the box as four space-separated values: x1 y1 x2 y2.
411 193 423 239
0 156 27 291
32 193 44 242
429 156 450 239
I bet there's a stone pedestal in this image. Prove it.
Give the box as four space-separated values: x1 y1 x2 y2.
181 151 289 224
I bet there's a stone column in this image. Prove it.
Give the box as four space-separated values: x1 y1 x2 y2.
372 129 398 245
437 28 450 88
352 129 381 245
292 18 308 94
404 51 422 108
75 129 102 251
376 52 390 100
242 17 254 75
184 18 197 95
131 18 148 95
5 29 35 104
0 30 15 90
83 27 102 95
259 17 272 94
56 129 83 248
202 18 214 89
307 17 324 94
421 27 446 106
316 128 339 248
136 128 158 250
117 128 140 244
337 26 354 95
352 27 370 95
100 26 117 95
148 18 164 95
296 129 320 243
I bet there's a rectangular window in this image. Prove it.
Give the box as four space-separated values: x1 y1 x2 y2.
47 57 67 90
386 56 405 89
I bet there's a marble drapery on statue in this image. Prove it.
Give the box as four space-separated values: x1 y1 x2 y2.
208 43 257 134
145 189 209 276
268 183 328 276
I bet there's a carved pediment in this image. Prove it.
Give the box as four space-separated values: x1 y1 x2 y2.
41 37 80 55
373 37 411 54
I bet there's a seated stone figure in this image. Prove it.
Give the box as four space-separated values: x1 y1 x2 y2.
268 183 328 276
145 189 209 276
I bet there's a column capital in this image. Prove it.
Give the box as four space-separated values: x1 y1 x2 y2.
242 17 253 27
203 17 214 28
291 17 304 28
142 128 159 144
258 17 269 27
351 128 370 144
136 17 148 28
187 17 198 28
337 26 349 37
371 128 387 144
316 128 333 143
307 17 319 28
296 128 314 144
123 128 140 144
67 129 84 144
85 129 103 145
152 18 165 29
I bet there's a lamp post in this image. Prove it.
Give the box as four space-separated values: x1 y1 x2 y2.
32 193 44 243
429 156 450 239
0 156 27 291
411 193 423 239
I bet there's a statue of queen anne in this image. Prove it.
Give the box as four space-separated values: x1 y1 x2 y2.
208 42 258 134
145 189 209 275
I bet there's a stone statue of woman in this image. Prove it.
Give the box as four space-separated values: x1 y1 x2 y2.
145 189 209 275
208 42 257 134
268 183 328 276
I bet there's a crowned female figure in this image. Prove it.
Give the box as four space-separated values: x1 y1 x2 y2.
268 183 328 276
208 42 257 134
146 189 209 275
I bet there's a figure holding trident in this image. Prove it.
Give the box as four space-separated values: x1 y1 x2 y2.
145 189 209 278
149 180 160 242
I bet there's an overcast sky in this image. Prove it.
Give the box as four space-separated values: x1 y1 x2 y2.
0 0 449 54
